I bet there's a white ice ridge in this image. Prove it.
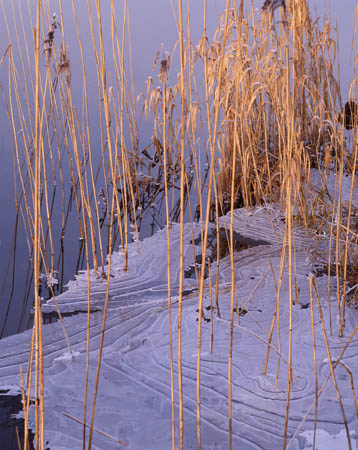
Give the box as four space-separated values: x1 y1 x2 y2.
42 222 202 314
0 207 358 449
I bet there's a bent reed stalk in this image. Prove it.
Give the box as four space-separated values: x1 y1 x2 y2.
2 0 358 449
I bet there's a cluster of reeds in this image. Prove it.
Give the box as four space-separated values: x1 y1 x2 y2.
127 0 358 448
2 0 358 449
1 0 142 447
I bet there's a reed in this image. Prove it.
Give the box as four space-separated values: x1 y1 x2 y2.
159 45 176 450
312 277 352 449
3 0 358 449
309 276 318 450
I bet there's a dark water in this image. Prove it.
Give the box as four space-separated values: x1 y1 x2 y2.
0 0 356 446
0 391 35 450
0 0 225 339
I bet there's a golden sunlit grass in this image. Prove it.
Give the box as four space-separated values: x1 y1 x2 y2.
2 0 358 449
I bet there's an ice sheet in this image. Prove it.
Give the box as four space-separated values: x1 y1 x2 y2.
0 208 357 449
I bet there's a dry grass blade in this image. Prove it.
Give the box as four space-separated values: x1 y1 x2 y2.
63 413 128 446
312 277 352 449
287 323 358 449
177 1 186 447
309 276 318 450
33 0 45 448
0 44 11 65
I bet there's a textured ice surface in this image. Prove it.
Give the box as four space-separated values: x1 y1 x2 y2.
298 428 358 450
42 222 201 314
0 209 358 449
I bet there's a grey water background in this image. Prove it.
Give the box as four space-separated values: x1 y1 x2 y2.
0 0 223 339
0 0 356 341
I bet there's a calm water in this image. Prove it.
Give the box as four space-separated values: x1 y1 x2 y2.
0 0 356 339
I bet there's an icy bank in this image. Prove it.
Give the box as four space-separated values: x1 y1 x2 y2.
0 210 357 449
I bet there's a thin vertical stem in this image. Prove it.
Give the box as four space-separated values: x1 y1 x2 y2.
33 0 44 448
312 278 352 449
177 1 185 447
162 70 176 450
309 277 318 450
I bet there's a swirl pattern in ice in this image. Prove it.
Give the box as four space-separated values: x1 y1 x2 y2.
0 210 357 449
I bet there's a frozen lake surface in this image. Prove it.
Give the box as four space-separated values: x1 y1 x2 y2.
0 172 358 448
